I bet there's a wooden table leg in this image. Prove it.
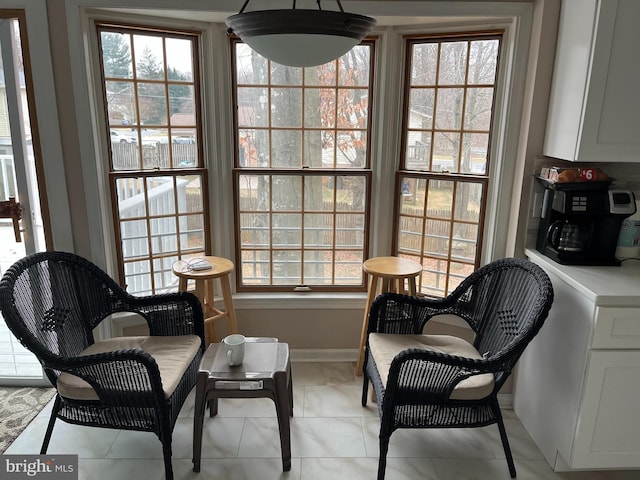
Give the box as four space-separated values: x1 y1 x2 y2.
356 274 379 375
219 274 238 334
408 276 417 296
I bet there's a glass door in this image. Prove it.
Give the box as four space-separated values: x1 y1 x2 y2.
0 15 49 386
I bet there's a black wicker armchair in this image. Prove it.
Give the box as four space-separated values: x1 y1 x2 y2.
0 251 205 480
362 257 554 480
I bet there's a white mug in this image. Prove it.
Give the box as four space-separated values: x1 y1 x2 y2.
223 334 246 366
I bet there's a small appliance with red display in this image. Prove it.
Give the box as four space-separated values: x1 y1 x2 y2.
536 184 636 265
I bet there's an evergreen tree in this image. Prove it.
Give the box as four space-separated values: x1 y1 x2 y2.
100 32 131 78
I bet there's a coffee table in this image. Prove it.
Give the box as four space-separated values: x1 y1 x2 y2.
192 337 293 472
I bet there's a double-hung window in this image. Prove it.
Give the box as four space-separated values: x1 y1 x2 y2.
96 23 209 295
395 33 502 297
231 40 374 292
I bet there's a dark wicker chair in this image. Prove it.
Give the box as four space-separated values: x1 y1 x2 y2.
0 251 205 480
362 257 554 480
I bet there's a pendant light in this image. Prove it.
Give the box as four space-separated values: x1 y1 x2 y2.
226 0 377 67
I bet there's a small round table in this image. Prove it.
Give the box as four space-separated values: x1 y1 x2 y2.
172 256 239 345
355 256 423 374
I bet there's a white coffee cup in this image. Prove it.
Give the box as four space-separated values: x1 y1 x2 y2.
223 334 246 366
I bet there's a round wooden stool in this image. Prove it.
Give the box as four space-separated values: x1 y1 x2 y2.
356 256 423 374
172 256 239 345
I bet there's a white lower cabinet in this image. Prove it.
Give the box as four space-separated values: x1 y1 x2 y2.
571 350 640 468
514 263 640 471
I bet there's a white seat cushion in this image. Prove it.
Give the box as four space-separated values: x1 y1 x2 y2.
57 335 201 401
368 333 495 400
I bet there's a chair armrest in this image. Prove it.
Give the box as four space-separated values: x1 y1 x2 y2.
49 349 165 406
130 292 205 340
383 348 500 407
368 293 465 335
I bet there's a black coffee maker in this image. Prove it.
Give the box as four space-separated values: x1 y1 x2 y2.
536 186 636 265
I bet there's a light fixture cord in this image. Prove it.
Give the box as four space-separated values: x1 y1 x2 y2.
238 0 251 14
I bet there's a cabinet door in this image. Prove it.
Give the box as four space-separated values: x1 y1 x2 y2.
544 0 640 162
579 0 640 162
572 350 640 468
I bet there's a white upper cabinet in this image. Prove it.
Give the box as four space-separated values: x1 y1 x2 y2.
543 0 640 162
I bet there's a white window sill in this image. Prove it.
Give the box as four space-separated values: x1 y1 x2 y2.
232 292 367 310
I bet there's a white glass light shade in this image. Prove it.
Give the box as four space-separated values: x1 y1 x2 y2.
244 34 359 67
226 9 376 68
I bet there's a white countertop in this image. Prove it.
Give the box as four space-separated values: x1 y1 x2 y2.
525 248 640 306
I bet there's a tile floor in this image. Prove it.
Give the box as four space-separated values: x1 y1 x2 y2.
5 362 639 480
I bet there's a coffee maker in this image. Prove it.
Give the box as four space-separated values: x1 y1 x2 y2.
536 187 636 265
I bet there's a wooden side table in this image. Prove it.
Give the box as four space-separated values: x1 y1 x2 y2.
172 256 238 345
355 256 422 374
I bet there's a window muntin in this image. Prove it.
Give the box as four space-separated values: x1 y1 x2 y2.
396 34 501 297
97 24 209 295
232 41 373 291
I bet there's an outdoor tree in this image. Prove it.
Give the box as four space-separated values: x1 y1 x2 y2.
100 32 134 125
136 46 166 125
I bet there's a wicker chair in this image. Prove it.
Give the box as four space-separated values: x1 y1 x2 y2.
0 251 205 480
362 257 554 480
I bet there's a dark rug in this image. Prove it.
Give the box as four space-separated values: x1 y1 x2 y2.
0 386 56 454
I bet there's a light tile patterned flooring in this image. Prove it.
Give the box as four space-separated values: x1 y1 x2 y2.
0 319 44 378
5 362 639 479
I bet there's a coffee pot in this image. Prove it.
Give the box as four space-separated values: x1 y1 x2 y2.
547 220 588 252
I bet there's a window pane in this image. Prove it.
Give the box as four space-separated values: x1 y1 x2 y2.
339 46 370 86
461 133 488 174
166 37 193 81
116 177 146 218
241 250 271 285
99 25 208 295
238 87 269 127
304 88 335 128
100 32 132 79
105 81 137 126
273 175 301 210
273 251 301 284
271 63 302 85
272 88 302 128
134 35 164 80
233 41 373 290
239 129 269 168
432 132 460 172
438 41 468 85
240 213 270 248
305 214 331 248
454 182 482 222
337 89 368 129
138 82 167 125
337 176 366 211
464 87 494 131
168 84 195 123
408 88 434 129
335 251 363 284
238 175 270 210
397 34 499 297
468 40 499 84
410 43 438 86
304 251 332 284
121 219 149 259
271 131 302 168
272 213 301 247
435 88 464 130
